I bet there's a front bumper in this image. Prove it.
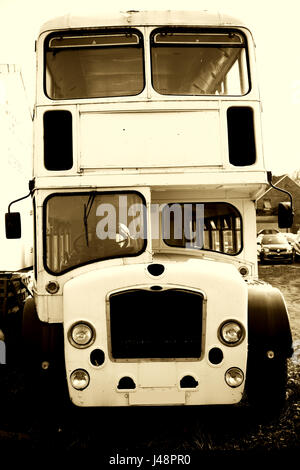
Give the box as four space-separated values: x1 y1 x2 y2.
261 252 293 261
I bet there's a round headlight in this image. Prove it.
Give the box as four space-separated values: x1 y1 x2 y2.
219 321 244 346
225 367 244 388
70 369 90 390
69 322 95 348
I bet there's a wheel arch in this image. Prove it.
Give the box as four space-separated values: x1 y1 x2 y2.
22 296 64 368
247 282 293 359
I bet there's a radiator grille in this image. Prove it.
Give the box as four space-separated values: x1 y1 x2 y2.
109 288 203 359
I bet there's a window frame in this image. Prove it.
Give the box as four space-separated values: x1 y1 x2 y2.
42 190 148 275
150 27 251 97
162 201 243 256
43 28 146 100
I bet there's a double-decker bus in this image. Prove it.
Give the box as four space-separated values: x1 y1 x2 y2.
5 10 293 413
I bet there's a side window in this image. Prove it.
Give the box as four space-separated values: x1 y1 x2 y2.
163 202 242 255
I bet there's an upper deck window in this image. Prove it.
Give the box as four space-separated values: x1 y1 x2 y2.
151 29 249 96
45 30 145 99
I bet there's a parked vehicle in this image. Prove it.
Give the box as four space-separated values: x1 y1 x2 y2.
257 229 280 244
259 234 295 264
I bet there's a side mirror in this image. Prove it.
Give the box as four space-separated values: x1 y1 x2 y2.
5 212 21 239
278 202 294 229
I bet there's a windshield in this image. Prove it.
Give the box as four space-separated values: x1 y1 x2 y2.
162 202 242 255
45 30 144 99
151 29 249 96
261 234 288 245
44 192 146 274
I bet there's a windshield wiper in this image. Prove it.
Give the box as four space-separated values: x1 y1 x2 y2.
83 191 97 247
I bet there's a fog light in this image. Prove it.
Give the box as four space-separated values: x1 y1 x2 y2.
68 322 95 348
70 369 90 390
225 367 244 388
219 321 244 346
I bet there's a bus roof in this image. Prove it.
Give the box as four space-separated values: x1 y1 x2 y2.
38 10 248 36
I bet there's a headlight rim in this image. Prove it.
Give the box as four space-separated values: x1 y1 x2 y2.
218 319 245 347
68 321 96 349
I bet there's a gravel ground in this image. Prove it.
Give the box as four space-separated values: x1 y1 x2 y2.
0 263 299 463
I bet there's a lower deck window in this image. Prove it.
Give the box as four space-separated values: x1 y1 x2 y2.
44 191 146 274
162 202 242 255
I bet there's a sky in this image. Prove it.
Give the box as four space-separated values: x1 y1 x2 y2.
0 0 300 175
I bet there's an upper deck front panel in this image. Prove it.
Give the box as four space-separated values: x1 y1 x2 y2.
34 11 265 189
80 107 222 169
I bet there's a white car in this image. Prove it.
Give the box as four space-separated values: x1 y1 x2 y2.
259 234 295 264
257 229 280 245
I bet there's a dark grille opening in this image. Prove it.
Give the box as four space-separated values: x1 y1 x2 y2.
109 289 203 359
117 377 136 390
180 375 199 388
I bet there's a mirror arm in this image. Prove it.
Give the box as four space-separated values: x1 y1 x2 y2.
7 179 34 213
267 171 293 208
8 191 31 213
